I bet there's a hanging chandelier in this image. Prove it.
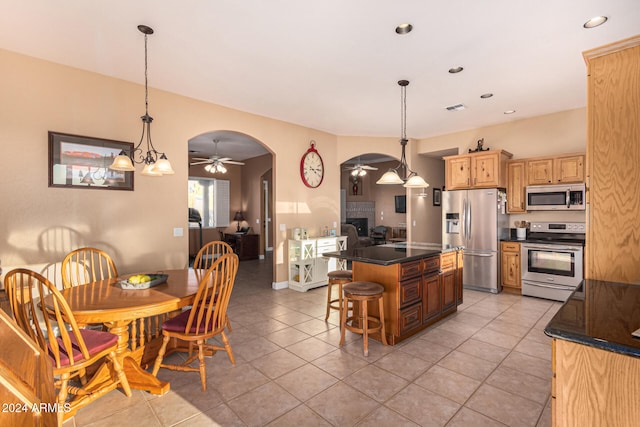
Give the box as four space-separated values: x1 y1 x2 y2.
110 25 174 176
376 80 429 188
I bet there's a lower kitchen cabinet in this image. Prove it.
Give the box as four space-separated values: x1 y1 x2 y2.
422 273 441 323
500 241 521 293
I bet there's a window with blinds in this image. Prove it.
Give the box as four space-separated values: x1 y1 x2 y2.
187 178 230 228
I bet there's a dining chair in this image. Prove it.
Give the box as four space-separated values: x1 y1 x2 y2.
152 252 239 391
4 268 131 425
61 247 119 289
193 240 234 332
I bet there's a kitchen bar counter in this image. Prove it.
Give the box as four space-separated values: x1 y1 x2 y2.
324 243 462 345
544 279 640 425
545 279 640 358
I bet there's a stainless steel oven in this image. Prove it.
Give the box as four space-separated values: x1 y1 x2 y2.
520 222 585 302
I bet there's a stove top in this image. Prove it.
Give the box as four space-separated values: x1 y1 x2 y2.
519 221 586 246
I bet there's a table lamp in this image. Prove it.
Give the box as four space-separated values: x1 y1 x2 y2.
233 211 245 232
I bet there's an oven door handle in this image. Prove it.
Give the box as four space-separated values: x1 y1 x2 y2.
566 189 571 208
523 281 576 291
522 245 582 252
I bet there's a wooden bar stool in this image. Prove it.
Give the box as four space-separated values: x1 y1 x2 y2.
339 281 387 356
325 269 352 320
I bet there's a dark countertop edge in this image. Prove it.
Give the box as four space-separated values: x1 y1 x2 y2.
544 327 640 359
323 248 442 266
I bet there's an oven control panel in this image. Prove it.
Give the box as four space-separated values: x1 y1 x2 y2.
529 222 585 234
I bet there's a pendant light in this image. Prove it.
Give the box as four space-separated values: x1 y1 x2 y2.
377 80 429 188
110 25 174 176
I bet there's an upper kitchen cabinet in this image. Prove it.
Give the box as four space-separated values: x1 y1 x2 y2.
506 160 527 213
527 154 585 185
444 149 512 190
583 35 640 284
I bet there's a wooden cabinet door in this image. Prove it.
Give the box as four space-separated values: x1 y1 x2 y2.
527 158 553 185
472 152 500 187
456 250 463 305
500 244 521 290
446 156 471 190
554 155 584 183
422 273 441 323
440 270 457 314
507 160 527 213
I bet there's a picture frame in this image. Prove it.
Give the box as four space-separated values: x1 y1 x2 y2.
433 188 442 206
48 131 134 191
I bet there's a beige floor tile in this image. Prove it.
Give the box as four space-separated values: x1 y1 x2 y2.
292 318 336 335
472 328 522 349
264 326 311 347
228 382 300 427
355 406 420 426
306 382 380 426
285 336 338 361
77 404 161 427
447 407 508 426
536 398 552 427
340 335 395 361
456 339 511 363
275 364 338 401
250 348 307 379
231 336 281 362
148 387 223 426
72 388 147 424
344 364 409 402
436 318 484 338
385 383 460 426
501 351 551 380
485 318 533 338
462 304 505 319
374 349 432 381
231 311 275 326
437 350 499 381
513 337 552 361
274 310 315 326
451 311 494 327
267 404 332 426
312 349 369 379
414 365 481 404
466 384 544 427
524 328 553 345
399 336 453 363
485 365 551 405
173 403 246 426
243 318 290 336
418 327 468 349
205 363 270 401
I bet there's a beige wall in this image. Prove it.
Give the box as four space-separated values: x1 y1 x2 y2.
0 49 337 287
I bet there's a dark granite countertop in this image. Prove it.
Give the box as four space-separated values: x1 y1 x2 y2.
544 279 640 358
323 243 443 266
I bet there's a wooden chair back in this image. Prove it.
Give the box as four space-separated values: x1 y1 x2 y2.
5 268 91 369
193 240 233 271
61 247 118 289
186 252 238 336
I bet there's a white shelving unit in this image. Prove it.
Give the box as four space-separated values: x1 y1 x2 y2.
288 236 347 292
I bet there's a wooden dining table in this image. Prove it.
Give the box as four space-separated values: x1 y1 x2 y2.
54 268 202 396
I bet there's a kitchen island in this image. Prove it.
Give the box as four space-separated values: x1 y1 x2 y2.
324 243 462 345
544 279 640 426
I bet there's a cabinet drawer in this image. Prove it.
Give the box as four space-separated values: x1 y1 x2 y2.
502 242 520 252
399 303 422 335
399 260 422 281
422 256 440 274
399 277 422 308
440 252 456 271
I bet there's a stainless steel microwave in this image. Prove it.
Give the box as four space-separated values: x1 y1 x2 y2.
525 183 586 211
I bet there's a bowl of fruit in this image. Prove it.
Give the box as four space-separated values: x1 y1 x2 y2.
119 273 168 289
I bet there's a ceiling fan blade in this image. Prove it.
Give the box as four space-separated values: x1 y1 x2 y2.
190 160 213 165
217 157 232 162
223 160 245 165
361 165 378 170
191 157 211 161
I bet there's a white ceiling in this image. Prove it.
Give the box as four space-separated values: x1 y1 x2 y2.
2 1 639 159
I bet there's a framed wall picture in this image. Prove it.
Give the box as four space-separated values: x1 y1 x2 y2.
48 131 134 190
433 188 441 206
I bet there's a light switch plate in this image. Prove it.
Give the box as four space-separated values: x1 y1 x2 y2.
173 227 183 237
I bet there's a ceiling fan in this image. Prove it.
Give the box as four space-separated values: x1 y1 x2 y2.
190 140 245 173
343 163 378 177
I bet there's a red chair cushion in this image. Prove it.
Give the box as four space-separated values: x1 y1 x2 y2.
49 329 118 367
162 308 215 334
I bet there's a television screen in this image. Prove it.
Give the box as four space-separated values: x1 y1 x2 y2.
395 195 406 213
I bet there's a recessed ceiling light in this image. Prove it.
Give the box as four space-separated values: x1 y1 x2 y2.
395 23 413 34
583 16 608 29
480 93 493 99
448 66 464 74
504 110 516 115
446 104 466 111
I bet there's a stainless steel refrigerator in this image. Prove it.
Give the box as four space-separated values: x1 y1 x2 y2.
442 188 509 293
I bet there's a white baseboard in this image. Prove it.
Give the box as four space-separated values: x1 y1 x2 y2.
272 281 288 290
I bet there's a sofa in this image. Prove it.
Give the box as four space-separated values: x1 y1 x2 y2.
341 223 373 249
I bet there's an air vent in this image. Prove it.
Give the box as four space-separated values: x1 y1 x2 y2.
445 104 466 111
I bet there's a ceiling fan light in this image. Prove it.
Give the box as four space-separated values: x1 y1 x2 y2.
351 169 358 176
109 153 135 171
141 163 162 176
377 170 404 185
359 169 367 176
403 175 429 188
154 155 175 174
217 163 227 174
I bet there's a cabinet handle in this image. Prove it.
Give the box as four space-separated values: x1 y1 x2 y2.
467 178 470 185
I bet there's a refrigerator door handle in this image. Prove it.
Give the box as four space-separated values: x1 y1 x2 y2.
464 252 494 257
461 198 466 242
467 197 472 241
